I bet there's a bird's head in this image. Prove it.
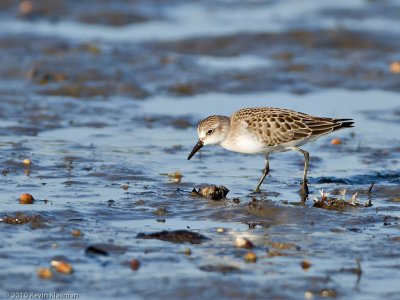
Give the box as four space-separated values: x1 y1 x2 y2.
187 115 230 160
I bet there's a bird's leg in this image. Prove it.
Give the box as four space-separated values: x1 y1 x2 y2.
290 147 310 201
254 154 270 193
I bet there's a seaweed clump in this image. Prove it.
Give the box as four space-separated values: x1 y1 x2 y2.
313 190 372 211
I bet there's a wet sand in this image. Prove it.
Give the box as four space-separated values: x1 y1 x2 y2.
0 1 399 299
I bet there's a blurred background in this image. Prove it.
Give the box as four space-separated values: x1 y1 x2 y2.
0 1 399 299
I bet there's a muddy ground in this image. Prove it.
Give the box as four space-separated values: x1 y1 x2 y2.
0 1 399 300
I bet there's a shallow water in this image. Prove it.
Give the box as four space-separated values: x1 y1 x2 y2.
1 1 400 300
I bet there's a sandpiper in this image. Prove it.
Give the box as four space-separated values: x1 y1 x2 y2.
187 107 354 198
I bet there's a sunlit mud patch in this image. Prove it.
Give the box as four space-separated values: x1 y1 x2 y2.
137 114 195 130
1 0 163 25
85 244 127 256
78 11 151 27
1 212 48 228
198 264 241 274
136 230 209 244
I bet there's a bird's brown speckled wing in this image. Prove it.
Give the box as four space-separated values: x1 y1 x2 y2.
230 108 352 146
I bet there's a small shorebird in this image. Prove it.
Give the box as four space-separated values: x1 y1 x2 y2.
187 107 354 198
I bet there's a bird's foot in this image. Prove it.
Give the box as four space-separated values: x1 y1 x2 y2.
253 188 261 194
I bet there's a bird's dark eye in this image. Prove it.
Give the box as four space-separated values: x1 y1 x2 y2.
207 129 213 135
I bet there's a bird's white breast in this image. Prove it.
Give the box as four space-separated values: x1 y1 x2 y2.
220 134 266 154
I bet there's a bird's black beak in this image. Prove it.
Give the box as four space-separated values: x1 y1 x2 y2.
187 140 203 160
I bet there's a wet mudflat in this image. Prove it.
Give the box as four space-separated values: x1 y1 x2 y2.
0 1 400 299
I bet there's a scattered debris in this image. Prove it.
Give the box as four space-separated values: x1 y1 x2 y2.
107 199 116 207
168 171 183 183
85 245 109 256
382 215 399 226
267 250 287 258
216 228 225 233
232 198 240 203
390 236 400 242
137 230 209 244
313 189 372 210
159 171 182 183
246 222 261 229
270 241 298 250
191 185 229 200
331 138 342 145
27 68 68 84
169 83 195 96
154 207 169 216
248 198 259 208
80 43 101 55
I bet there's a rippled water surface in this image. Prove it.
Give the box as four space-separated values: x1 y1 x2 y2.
0 1 399 299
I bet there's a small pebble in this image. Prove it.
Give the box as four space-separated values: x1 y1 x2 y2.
23 159 32 165
19 193 34 204
304 291 313 299
216 228 225 233
130 259 141 271
232 198 240 203
51 260 73 274
71 229 82 237
390 61 400 74
37 268 52 279
244 251 257 263
19 1 33 16
235 237 254 249
154 207 169 216
301 260 312 270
